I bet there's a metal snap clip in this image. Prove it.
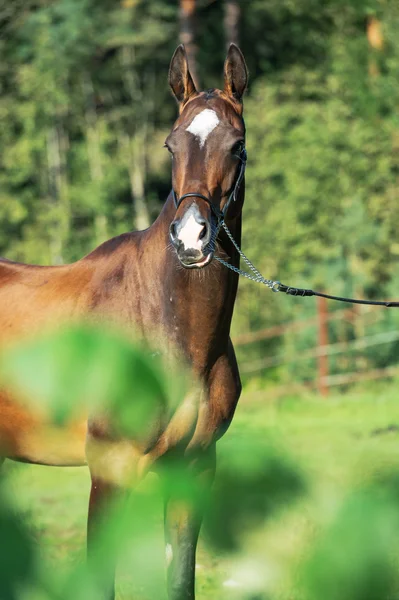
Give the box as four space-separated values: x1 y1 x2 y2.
272 281 281 293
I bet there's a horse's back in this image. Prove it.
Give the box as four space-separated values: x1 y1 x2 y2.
0 256 97 343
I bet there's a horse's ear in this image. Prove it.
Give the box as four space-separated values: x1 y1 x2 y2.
169 45 197 106
223 44 248 104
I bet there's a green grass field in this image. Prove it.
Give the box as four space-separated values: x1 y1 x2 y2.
4 383 399 599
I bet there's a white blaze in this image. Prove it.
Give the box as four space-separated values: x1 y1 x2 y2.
186 109 219 148
178 214 204 250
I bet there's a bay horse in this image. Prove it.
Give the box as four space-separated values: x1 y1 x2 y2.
0 44 248 599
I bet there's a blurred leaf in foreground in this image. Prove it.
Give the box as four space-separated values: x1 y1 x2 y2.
0 324 188 437
0 478 38 600
204 436 306 552
299 474 399 600
61 486 165 600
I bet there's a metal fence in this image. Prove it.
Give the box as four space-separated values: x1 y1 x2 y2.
234 298 399 396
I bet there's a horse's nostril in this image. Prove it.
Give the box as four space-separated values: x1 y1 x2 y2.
170 221 178 242
199 224 208 241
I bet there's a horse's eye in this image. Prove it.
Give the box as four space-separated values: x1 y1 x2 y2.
163 143 173 154
231 141 244 157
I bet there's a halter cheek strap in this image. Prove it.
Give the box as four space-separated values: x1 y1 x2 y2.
172 148 247 225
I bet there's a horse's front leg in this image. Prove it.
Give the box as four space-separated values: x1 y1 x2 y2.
87 475 120 600
86 425 142 600
162 446 216 600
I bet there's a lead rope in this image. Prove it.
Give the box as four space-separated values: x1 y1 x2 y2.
172 146 399 308
214 220 399 308
214 221 281 291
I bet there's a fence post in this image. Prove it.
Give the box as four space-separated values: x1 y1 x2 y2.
317 295 329 397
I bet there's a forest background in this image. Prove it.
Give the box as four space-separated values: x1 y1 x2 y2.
1 0 399 388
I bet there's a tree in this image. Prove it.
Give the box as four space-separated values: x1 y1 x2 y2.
224 0 240 48
179 0 199 87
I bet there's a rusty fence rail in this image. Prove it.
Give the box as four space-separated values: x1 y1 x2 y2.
234 301 399 395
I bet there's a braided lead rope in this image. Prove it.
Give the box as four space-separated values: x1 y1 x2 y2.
214 221 399 307
214 221 281 292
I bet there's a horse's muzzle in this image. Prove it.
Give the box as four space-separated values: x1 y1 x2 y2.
177 250 214 269
169 204 213 268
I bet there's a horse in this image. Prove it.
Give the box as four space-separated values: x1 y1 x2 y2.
0 43 248 599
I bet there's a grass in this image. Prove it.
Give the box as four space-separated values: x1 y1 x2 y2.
3 382 399 599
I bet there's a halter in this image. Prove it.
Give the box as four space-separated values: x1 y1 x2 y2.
172 148 247 225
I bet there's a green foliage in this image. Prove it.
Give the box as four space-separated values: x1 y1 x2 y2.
0 0 178 264
3 334 399 598
300 478 399 600
205 436 305 552
0 482 37 600
0 325 306 598
2 1 399 380
1 324 187 436
3 3 399 594
232 1 399 383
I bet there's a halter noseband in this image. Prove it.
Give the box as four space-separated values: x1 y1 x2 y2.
172 148 247 225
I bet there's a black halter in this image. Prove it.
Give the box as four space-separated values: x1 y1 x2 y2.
172 148 247 224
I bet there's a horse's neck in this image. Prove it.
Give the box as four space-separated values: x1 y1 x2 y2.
146 194 241 363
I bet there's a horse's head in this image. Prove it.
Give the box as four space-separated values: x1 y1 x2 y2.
166 44 248 269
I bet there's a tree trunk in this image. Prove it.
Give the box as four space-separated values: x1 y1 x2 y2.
83 73 108 245
120 46 151 230
119 130 150 231
46 123 70 264
131 142 149 231
58 124 70 255
179 0 199 88
367 16 383 77
224 0 240 48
